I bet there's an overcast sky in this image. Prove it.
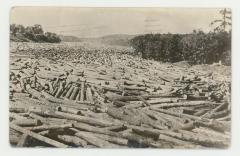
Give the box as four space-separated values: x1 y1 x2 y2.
10 7 223 38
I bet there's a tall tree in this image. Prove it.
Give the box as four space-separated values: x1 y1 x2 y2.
210 8 232 32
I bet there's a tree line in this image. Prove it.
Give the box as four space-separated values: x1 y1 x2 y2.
10 24 61 43
130 9 231 65
130 31 231 65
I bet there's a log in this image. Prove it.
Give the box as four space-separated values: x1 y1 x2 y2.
150 107 210 122
27 123 73 132
55 83 64 98
65 85 75 99
9 107 28 113
55 111 113 127
9 112 29 121
194 120 230 132
60 83 72 98
158 133 196 147
113 100 129 107
57 135 87 147
107 107 141 125
123 86 147 91
25 86 49 103
17 133 30 147
11 119 42 127
10 123 68 148
75 131 119 148
56 106 81 115
80 81 85 101
69 86 79 100
106 94 174 102
185 95 209 101
158 129 228 147
82 131 128 146
86 87 94 103
104 124 127 132
52 87 59 97
48 82 54 94
150 101 216 109
123 80 144 86
130 125 160 139
28 113 49 124
138 96 150 106
193 110 208 116
146 98 179 104
208 110 229 119
75 88 81 101
73 122 120 138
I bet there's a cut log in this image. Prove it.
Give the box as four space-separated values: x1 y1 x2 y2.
75 131 119 148
73 122 120 137
9 107 28 113
27 123 73 132
17 133 30 147
80 81 85 101
55 111 113 127
146 98 179 104
107 107 141 125
57 135 87 147
11 119 42 127
151 107 210 122
150 101 217 109
86 87 94 103
69 86 79 100
65 85 75 99
56 106 81 115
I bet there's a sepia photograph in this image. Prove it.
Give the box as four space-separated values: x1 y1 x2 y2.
9 7 231 148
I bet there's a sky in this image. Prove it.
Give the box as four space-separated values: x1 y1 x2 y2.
10 7 223 38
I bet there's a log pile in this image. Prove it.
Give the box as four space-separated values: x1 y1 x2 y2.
9 42 231 148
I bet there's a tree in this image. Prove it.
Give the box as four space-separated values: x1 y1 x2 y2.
210 8 232 32
32 24 44 34
10 24 18 36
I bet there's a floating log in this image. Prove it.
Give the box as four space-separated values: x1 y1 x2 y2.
194 120 230 132
28 113 49 124
27 123 73 132
113 100 129 107
208 110 229 119
104 124 127 132
55 83 64 98
17 133 30 147
146 98 179 104
80 81 85 101
9 107 28 113
11 119 42 127
60 83 72 98
86 87 94 103
151 107 210 122
55 111 113 127
64 85 75 99
150 101 216 109
73 122 120 138
56 106 81 115
75 131 119 148
57 135 87 147
69 86 79 100
106 94 174 102
107 107 141 125
123 86 147 91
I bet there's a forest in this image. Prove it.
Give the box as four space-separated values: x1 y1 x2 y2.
10 24 61 43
